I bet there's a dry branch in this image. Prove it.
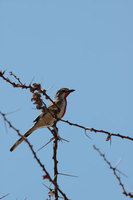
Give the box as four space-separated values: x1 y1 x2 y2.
93 145 133 198
1 70 133 199
1 70 133 143
61 119 133 142
0 111 68 200
52 125 59 200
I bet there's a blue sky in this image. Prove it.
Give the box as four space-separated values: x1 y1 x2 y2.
0 0 133 199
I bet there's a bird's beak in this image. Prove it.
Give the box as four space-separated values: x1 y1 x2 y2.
68 89 75 93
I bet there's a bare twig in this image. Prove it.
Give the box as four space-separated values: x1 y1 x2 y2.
1 70 133 200
1 70 133 143
0 193 10 199
93 145 133 198
0 111 69 200
0 70 60 111
61 119 133 142
52 124 59 200
9 71 23 84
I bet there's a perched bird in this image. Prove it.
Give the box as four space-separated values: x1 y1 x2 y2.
10 88 75 152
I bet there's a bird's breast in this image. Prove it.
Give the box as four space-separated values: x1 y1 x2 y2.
57 99 67 118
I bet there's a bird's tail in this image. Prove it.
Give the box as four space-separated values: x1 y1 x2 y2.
10 125 37 152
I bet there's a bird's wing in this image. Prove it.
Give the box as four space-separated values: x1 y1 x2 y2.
33 100 62 123
33 115 41 123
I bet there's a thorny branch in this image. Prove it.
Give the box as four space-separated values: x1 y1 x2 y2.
93 145 133 198
0 70 60 112
0 111 68 200
0 70 133 142
1 70 133 199
61 119 133 142
52 124 59 200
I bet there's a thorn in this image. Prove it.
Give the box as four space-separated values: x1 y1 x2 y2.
45 85 54 91
5 108 20 115
114 157 122 168
58 136 70 143
29 77 35 85
0 193 10 199
115 168 127 178
84 129 92 140
58 172 78 178
37 137 54 152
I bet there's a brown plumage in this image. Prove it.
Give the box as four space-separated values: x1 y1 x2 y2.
10 88 75 152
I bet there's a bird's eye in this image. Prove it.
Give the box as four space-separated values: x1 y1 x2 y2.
62 89 68 93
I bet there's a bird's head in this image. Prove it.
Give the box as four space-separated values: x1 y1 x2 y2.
55 88 75 99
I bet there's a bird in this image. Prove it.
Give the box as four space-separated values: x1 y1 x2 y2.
10 88 75 152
